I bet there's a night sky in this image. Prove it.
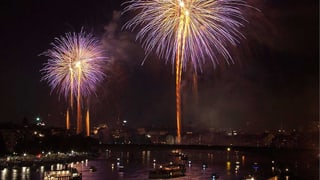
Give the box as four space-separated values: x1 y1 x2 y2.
0 0 318 132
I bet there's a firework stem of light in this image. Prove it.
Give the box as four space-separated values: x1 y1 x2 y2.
41 29 106 134
70 67 74 110
66 108 70 130
192 72 198 104
123 0 251 143
76 64 82 134
86 109 90 136
175 3 190 143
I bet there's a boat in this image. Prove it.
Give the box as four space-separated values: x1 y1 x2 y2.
118 165 125 176
89 165 97 172
211 173 219 179
44 167 82 180
149 163 186 179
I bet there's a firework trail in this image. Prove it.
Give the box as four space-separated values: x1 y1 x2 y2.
85 109 90 136
41 29 106 134
123 0 252 143
66 109 70 129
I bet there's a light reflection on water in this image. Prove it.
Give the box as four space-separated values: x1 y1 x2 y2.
12 169 17 180
0 148 318 180
1 168 7 180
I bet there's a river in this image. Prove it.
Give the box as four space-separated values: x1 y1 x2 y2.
1 147 318 179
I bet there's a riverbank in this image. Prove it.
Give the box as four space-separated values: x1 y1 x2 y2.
0 151 91 169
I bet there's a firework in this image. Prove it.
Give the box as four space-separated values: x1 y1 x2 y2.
123 0 251 143
41 29 106 134
85 109 90 136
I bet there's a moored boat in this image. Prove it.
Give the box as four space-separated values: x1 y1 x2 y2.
44 167 82 180
149 163 186 179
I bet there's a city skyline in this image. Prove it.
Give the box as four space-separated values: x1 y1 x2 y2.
0 0 318 133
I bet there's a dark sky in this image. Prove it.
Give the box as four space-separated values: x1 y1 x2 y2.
0 0 318 132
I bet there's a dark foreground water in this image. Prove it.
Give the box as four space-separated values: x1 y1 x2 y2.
1 147 318 180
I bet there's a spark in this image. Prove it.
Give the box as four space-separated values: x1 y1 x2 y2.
123 0 250 71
